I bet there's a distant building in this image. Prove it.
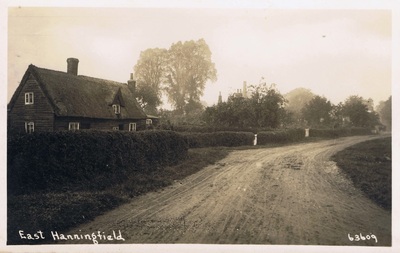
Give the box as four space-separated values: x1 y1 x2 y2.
8 58 154 133
233 81 248 98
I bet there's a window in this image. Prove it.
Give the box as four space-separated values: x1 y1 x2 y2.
146 119 153 125
69 122 80 131
129 123 136 132
25 122 34 133
112 126 119 130
112 104 121 114
25 92 34 104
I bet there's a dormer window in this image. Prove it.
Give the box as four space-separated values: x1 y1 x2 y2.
112 104 121 114
25 92 34 104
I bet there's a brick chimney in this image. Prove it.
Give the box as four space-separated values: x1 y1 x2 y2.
127 73 136 94
67 58 79 75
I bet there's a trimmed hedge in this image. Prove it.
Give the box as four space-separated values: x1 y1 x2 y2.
161 124 272 134
309 127 372 138
7 130 188 195
181 131 255 148
257 129 305 145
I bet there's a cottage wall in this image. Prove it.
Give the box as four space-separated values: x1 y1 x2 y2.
54 117 147 131
8 78 54 133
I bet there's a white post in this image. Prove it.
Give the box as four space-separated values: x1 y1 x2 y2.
305 128 309 137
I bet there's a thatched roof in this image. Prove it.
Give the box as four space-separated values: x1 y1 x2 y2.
9 65 147 120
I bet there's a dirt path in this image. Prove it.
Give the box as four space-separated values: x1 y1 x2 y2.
65 135 391 245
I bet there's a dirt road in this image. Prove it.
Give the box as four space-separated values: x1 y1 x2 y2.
66 135 391 245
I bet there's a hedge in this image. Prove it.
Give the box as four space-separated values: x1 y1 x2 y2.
181 131 255 148
160 124 272 134
309 127 372 138
257 129 305 145
7 130 188 195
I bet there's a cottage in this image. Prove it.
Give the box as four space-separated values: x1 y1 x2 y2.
8 58 152 133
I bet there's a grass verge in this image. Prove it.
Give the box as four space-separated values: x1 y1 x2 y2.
332 137 391 210
7 147 230 245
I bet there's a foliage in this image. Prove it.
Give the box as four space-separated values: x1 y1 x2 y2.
8 147 230 245
342 95 380 127
7 130 188 195
302 95 333 127
164 39 217 114
308 127 372 138
377 96 392 130
134 48 168 114
182 131 255 148
257 129 305 145
284 87 315 126
203 82 286 129
132 39 217 114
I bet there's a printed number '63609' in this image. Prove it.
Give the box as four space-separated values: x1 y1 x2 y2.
348 233 377 243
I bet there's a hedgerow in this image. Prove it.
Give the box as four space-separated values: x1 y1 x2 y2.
7 130 188 195
257 129 305 145
309 127 372 138
181 131 255 148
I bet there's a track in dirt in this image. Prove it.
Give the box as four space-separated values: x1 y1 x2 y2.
65 135 391 246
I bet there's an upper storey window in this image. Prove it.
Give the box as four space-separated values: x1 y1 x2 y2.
112 104 121 114
25 92 34 104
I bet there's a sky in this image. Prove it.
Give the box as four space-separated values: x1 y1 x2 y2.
5 2 394 110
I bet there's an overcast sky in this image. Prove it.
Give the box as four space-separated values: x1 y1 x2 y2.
6 3 393 109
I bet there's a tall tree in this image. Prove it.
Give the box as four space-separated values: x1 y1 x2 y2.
284 87 315 126
164 39 217 114
133 48 167 114
377 96 392 130
203 81 286 129
342 95 379 127
302 95 333 127
248 82 286 128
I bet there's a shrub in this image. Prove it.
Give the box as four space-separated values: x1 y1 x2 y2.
309 127 372 138
257 129 305 145
7 130 188 195
182 131 255 148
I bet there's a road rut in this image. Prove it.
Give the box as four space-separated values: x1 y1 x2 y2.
65 135 391 245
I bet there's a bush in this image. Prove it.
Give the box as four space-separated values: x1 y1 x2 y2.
182 131 255 148
7 130 188 195
257 129 305 145
309 127 372 138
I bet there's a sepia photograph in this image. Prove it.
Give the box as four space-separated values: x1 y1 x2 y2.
1 0 398 252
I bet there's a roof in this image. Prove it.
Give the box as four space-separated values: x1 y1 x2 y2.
9 65 147 120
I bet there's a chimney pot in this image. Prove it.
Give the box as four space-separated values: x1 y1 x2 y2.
67 58 79 75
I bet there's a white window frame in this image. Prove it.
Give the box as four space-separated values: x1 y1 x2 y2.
25 92 34 104
112 104 121 114
146 119 153 125
25 122 34 133
129 123 136 132
68 122 80 131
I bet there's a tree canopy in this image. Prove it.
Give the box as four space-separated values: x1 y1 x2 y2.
165 39 217 114
133 39 217 115
302 95 333 128
342 95 380 127
133 48 167 114
203 81 286 129
377 96 392 130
